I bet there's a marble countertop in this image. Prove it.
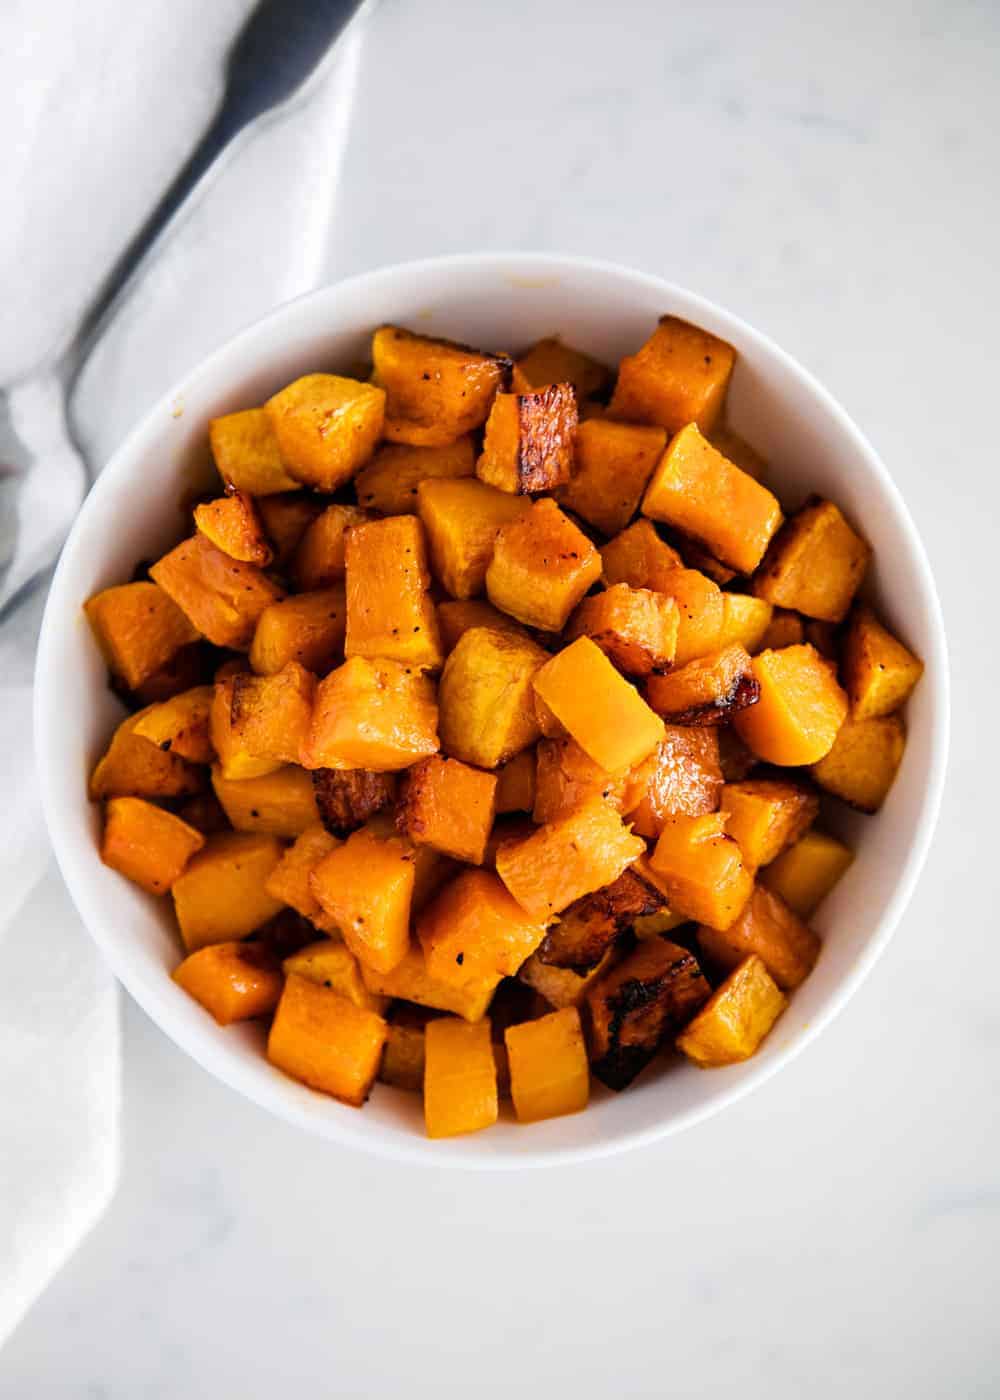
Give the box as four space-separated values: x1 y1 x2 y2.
2 0 998 1394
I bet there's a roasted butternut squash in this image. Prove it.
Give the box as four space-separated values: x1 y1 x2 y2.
423 1016 498 1138
229 662 316 765
494 749 537 814
344 515 443 669
675 954 786 1066
131 685 214 763
418 477 530 600
645 644 759 726
697 884 820 991
194 490 272 566
532 736 649 825
208 406 299 495
172 831 285 949
282 940 388 1014
600 519 682 592
310 825 415 973
267 973 387 1106
302 656 439 771
360 941 498 1022
84 582 199 691
90 710 203 801
655 567 726 666
842 606 924 720
720 779 819 870
264 823 341 931
265 373 385 490
609 315 736 434
173 941 283 1025
101 796 205 894
560 420 666 537
311 768 396 837
566 583 679 677
354 436 476 515
627 727 723 835
537 868 665 970
397 755 497 865
514 337 610 401
810 712 905 812
209 675 282 780
379 1009 433 1092
477 382 577 494
505 1007 590 1122
717 594 774 653
518 946 617 1010
249 587 346 676
754 497 870 623
648 812 753 930
256 493 323 565
486 498 601 632
292 504 370 591
733 644 848 765
716 726 758 782
438 626 547 768
211 763 319 837
373 326 512 445
150 533 283 649
436 599 527 652
760 829 853 917
418 868 547 988
757 607 805 651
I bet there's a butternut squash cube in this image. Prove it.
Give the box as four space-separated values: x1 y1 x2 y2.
810 713 905 812
760 829 854 917
531 636 665 773
373 325 512 445
173 941 283 1025
600 519 683 592
418 477 530 599
344 515 443 669
354 436 476 515
84 581 199 691
641 423 782 573
360 942 498 1022
676 954 786 1066
518 946 616 1010
309 825 415 973
282 940 388 1014
514 337 611 401
437 599 527 652
717 594 774 653
505 1007 590 1122
559 420 666 537
150 534 283 649
89 711 203 801
486 498 601 631
264 823 341 931
131 685 215 763
211 763 320 837
734 644 848 766
438 626 547 768
101 796 205 894
757 607 805 652
648 812 753 930
655 567 726 665
229 662 316 765
532 736 649 825
194 490 272 566
302 657 439 772
397 755 498 864
256 493 323 565
494 749 536 814
537 868 665 970
292 504 370 591
842 606 924 719
208 406 299 495
587 938 711 1089
609 315 736 434
720 779 819 870
697 884 820 991
646 644 759 726
265 373 385 490
311 768 396 838
209 676 282 780
379 1012 430 1092
495 796 644 921
267 974 387 1106
423 1017 498 1138
566 583 678 677
627 727 723 835
418 868 547 988
249 587 346 676
172 831 285 949
477 382 578 494
754 498 870 623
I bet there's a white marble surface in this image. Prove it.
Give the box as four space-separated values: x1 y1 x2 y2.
3 0 999 1393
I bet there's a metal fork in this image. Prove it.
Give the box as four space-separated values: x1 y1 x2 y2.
0 0 371 618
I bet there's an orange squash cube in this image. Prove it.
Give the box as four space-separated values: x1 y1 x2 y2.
486 498 601 631
101 796 205 894
600 519 683 592
566 584 678 677
208 406 299 495
397 755 498 864
495 796 644 921
437 599 527 652
373 325 512 446
354 436 476 515
532 736 649 825
249 587 346 676
310 825 415 973
518 946 616 1010
194 490 272 566
697 884 820 991
438 626 547 768
291 504 370 591
734 644 848 766
131 685 215 763
360 942 498 1022
720 779 818 870
265 373 385 490
641 423 782 573
267 974 387 1105
211 764 319 837
256 493 323 565
676 954 786 1067
423 1017 498 1138
754 498 870 623
417 869 547 989
494 749 536 814
628 727 723 835
757 607 805 652
477 382 578 494
302 657 439 772
418 477 530 599
559 419 666 537
264 824 340 931
89 711 203 801
532 636 665 774
648 812 753 930
717 594 774 653
810 712 905 812
609 315 736 434
172 832 285 949
229 662 316 765
505 1007 590 1122
514 337 611 401
842 606 924 719
282 940 388 1014
645 644 758 726
150 534 283 649
84 582 199 691
173 941 283 1025
209 675 282 780
760 829 854 917
655 567 726 665
344 515 443 669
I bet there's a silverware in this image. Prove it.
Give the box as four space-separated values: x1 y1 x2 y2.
0 0 371 618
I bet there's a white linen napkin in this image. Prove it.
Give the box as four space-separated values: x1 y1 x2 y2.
0 8 366 1346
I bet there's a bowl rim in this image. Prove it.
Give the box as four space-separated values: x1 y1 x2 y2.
35 251 950 1169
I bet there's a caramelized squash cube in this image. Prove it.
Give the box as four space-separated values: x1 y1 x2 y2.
229 662 316 765
566 583 678 677
477 382 578 494
211 763 320 837
249 587 346 676
311 768 396 838
256 493 323 565
89 711 203 801
494 749 537 814
531 636 665 773
194 490 272 565
397 755 497 864
302 657 439 772
717 594 774 653
720 779 819 870
810 713 905 812
609 315 736 434
842 606 924 719
209 676 282 780
150 534 283 649
514 337 611 401
537 868 665 970
495 796 644 921
438 626 547 768
734 644 848 765
697 884 820 991
560 420 666 537
632 908 689 939
641 423 782 573
760 829 853 917
518 946 616 1010
655 567 727 665
628 727 723 835
354 436 476 515
292 504 370 591
344 515 443 669
676 954 786 1066
418 868 547 988
267 974 386 1106
101 796 205 894
532 736 646 825
437 599 527 652
173 941 283 1025
172 832 285 949
84 582 199 691
264 824 341 930
646 644 759 726
600 519 683 592
360 942 498 1022
208 407 299 495
265 373 385 490
373 326 512 446
754 498 870 623
486 498 601 631
310 825 415 973
418 477 530 599
423 1017 498 1138
131 685 214 763
648 812 752 930
505 1007 590 1122
282 940 388 1014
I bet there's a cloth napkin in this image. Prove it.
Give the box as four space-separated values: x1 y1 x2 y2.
0 7 367 1346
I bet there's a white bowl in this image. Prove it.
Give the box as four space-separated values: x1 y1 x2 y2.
35 253 949 1168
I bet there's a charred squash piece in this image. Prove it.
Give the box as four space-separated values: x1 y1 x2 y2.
396 755 497 865
208 406 299 495
354 436 476 515
733 644 848 766
477 382 578 494
194 490 273 566
311 767 397 837
627 727 723 835
608 315 736 435
150 534 283 650
566 583 678 677
486 498 601 632
645 644 759 726
753 497 870 623
842 605 923 719
344 515 443 669
537 868 666 971
292 504 370 591
418 477 530 599
301 657 439 772
84 581 200 691
173 941 283 1025
697 884 820 991
267 974 387 1106
265 373 385 491
675 954 786 1067
249 587 346 676
373 326 512 446
560 420 666 537
600 519 683 592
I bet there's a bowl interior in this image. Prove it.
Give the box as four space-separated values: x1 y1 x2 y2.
35 254 948 1167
